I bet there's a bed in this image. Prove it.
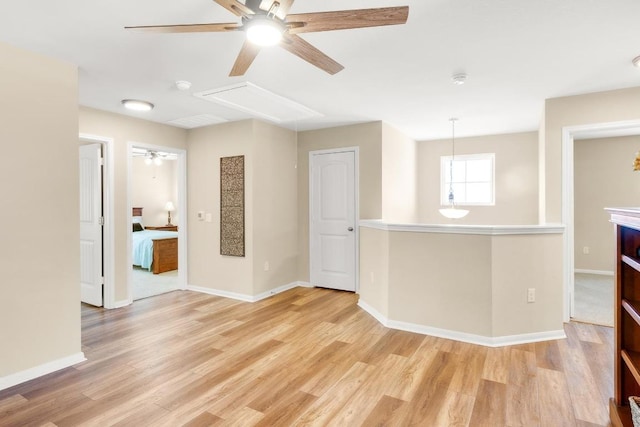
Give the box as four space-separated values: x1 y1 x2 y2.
132 207 178 274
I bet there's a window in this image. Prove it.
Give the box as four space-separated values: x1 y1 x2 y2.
441 153 495 205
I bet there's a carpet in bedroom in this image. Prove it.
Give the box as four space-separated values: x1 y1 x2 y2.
132 267 179 300
572 273 613 327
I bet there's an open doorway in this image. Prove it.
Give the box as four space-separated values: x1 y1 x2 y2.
562 120 640 324
128 142 187 301
570 136 640 326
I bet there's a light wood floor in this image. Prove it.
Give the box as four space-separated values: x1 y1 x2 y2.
0 287 613 426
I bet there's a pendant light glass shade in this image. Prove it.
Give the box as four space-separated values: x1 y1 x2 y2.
440 118 469 219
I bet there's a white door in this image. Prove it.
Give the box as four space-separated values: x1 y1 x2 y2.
79 144 103 306
310 150 357 292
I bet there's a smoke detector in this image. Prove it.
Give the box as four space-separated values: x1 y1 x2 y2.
451 73 467 85
175 80 192 91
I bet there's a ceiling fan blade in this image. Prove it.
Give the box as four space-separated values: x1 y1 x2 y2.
125 23 241 33
229 40 262 76
286 6 409 34
259 0 296 19
280 34 344 75
214 0 255 17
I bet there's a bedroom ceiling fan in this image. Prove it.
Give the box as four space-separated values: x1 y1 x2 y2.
125 0 409 76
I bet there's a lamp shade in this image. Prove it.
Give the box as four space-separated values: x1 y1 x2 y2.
165 202 175 212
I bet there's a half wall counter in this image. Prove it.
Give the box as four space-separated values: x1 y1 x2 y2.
358 220 565 347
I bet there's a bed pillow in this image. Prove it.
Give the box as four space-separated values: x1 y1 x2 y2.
132 216 144 230
132 223 144 232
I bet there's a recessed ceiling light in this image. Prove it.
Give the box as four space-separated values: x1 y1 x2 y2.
633 56 640 68
121 99 154 111
246 17 284 46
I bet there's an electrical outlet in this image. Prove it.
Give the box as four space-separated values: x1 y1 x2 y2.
197 211 205 221
527 288 536 303
370 272 375 283
583 246 590 254
264 261 269 271
205 213 212 223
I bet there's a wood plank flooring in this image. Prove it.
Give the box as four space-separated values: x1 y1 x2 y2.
0 287 614 426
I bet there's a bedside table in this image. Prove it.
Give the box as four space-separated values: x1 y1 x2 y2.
145 225 178 232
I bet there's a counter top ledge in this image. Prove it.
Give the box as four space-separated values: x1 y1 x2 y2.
359 220 565 236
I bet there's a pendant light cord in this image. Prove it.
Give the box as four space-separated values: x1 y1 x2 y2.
448 118 457 204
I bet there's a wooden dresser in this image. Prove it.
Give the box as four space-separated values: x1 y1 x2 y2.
145 225 178 231
607 208 640 426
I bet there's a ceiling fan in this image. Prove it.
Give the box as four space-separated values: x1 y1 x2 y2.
125 0 409 76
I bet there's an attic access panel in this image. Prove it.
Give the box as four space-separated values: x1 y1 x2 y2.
194 82 322 123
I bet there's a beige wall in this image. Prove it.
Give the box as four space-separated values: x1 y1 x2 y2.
297 122 383 282
574 136 640 272
387 231 493 336
79 107 188 303
359 226 564 339
187 119 298 296
132 157 178 227
491 234 564 336
359 227 390 317
187 120 254 295
418 132 539 225
381 123 417 222
252 121 298 294
0 42 80 376
543 86 640 223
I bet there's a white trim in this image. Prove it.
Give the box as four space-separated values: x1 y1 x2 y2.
359 219 564 236
112 299 131 309
127 141 188 303
561 119 640 322
0 352 86 391
574 269 614 276
357 300 388 325
187 282 310 303
309 146 360 293
79 133 115 309
357 301 566 348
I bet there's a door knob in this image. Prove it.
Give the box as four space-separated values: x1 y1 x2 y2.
348 227 354 231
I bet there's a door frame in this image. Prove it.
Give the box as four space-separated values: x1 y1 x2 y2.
561 119 640 322
127 141 188 302
79 133 115 308
309 146 360 293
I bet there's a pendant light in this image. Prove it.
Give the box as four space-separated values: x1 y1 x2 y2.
439 118 469 219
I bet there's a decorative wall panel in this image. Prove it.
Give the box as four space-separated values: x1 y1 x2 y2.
220 155 245 257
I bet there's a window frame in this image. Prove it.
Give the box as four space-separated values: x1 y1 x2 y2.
440 152 495 206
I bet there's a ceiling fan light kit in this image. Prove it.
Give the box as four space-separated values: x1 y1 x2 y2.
245 17 284 46
126 0 409 76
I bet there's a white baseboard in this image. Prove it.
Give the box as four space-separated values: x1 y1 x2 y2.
111 299 131 309
187 281 312 303
0 352 86 391
574 269 614 276
357 300 566 348
357 300 388 325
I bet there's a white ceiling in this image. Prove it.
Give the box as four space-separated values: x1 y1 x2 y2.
1 0 639 140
